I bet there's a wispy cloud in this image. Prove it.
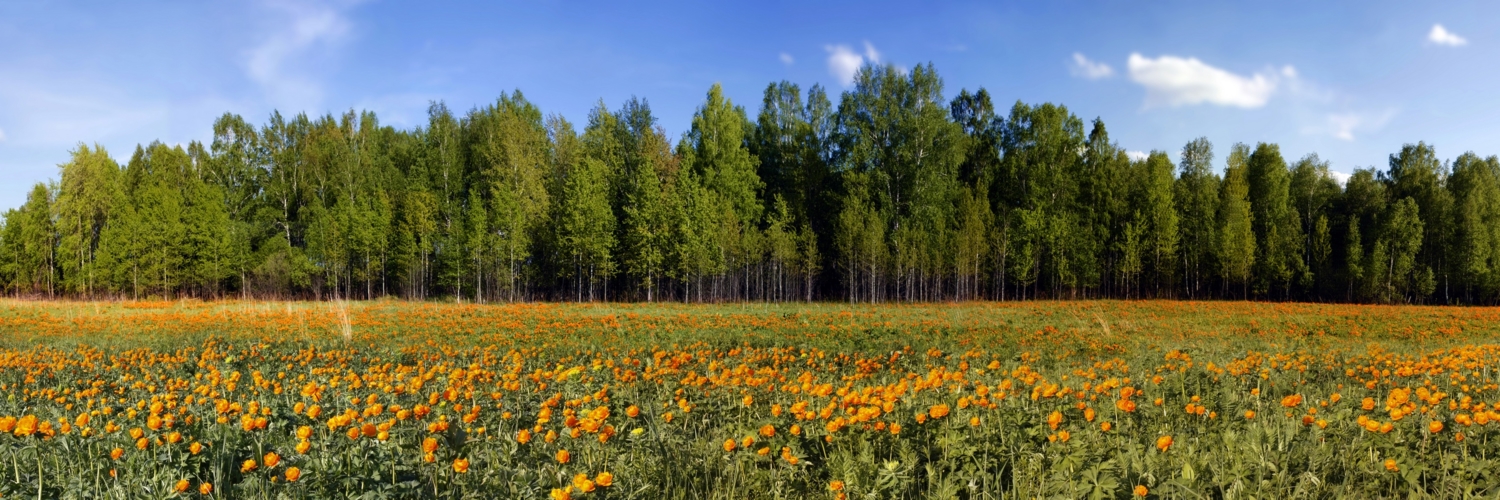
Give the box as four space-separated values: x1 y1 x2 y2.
825 41 881 86
1126 150 1149 161
1323 110 1396 141
779 52 794 65
0 128 7 143
1127 53 1283 109
246 0 362 113
1428 24 1467 47
1070 53 1113 79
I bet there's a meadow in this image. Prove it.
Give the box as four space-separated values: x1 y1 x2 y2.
0 299 1498 498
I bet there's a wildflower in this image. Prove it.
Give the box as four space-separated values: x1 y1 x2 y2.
572 473 596 492
199 483 213 495
723 439 736 452
423 437 440 453
110 447 124 460
550 488 573 500
174 479 190 492
928 404 950 419
1100 422 1112 432
296 439 311 454
264 452 280 468
285 467 302 482
555 449 571 464
760 424 776 438
830 480 846 491
1384 458 1398 472
1047 411 1063 430
1155 435 1173 452
595 471 614 487
241 459 258 473
1429 420 1444 433
1134 485 1148 496
453 458 470 473
626 405 640 418
190 442 203 455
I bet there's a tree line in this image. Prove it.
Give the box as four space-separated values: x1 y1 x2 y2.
5 63 1499 304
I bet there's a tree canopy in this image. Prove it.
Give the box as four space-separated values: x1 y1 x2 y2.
2 64 1493 304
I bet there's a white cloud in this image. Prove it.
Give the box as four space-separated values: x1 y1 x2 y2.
1126 53 1281 109
1327 170 1351 186
1070 53 1113 79
779 52 794 65
0 128 6 143
1322 110 1395 141
1428 24 1467 47
246 0 361 113
825 41 881 87
1126 150 1149 161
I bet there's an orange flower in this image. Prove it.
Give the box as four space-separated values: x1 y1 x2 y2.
928 404 950 419
264 452 280 468
1047 411 1063 430
555 449 571 464
1134 485 1148 496
1100 422 1112 432
135 437 149 450
1384 458 1398 472
572 473 596 492
423 437 440 453
190 442 203 455
453 458 470 473
296 439 311 454
1155 435 1173 452
110 447 124 460
1429 420 1444 433
1244 410 1255 420
595 471 613 487
285 467 302 482
199 483 213 495
174 478 191 492
626 405 640 418
830 480 846 491
723 438 736 452
550 488 573 500
759 424 776 438
297 425 312 440
517 429 532 444
241 459 257 473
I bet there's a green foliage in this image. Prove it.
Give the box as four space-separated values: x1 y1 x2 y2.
3 64 1499 304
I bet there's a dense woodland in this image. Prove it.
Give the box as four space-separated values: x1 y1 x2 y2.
4 63 1499 304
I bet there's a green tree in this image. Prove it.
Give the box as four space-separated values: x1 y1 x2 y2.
1246 143 1304 298
1175 137 1218 298
54 144 123 297
1217 144 1256 298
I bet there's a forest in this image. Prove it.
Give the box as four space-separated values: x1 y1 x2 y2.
3 63 1497 304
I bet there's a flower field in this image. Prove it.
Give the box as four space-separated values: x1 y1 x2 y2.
1 299 1499 498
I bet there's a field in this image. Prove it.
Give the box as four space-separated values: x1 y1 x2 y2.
1 300 1499 498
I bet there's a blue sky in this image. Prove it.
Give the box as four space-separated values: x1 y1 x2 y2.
1 0 1495 209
